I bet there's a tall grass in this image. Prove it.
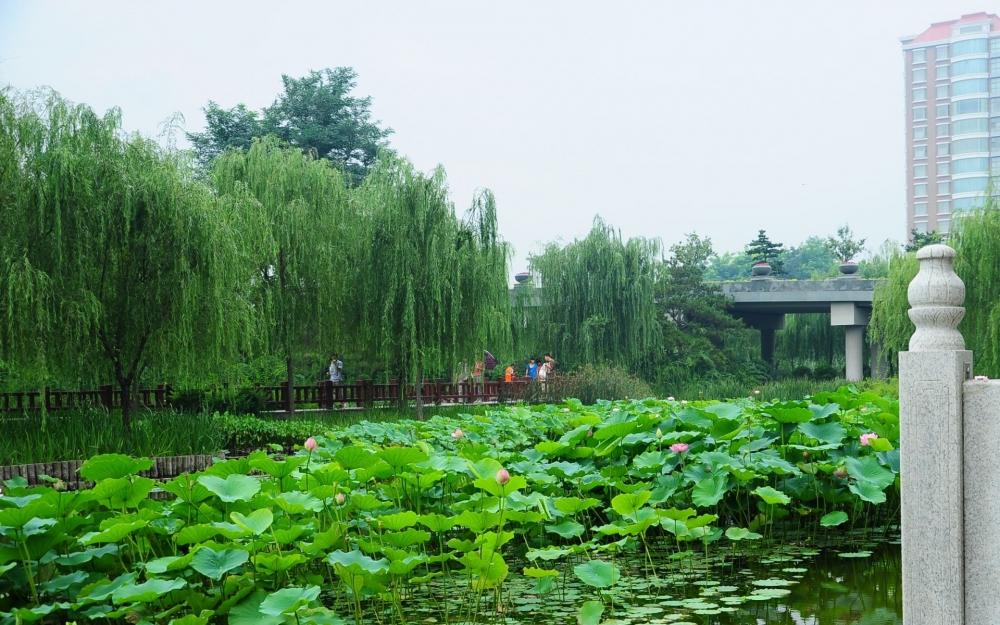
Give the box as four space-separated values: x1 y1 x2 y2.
669 377 898 402
0 408 222 465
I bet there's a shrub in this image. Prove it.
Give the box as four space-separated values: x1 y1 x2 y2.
813 364 841 380
790 365 814 379
542 363 653 405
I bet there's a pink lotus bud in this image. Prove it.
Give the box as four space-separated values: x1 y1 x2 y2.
562 408 570 413
669 442 689 454
860 433 878 446
496 469 510 485
304 437 318 452
860 407 868 413
587 429 593 437
335 492 346 505
834 466 849 479
802 451 809 459
451 428 464 439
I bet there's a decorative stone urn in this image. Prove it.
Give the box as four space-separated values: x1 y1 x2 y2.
751 262 772 277
838 261 859 275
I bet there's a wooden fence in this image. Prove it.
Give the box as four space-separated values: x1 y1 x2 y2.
0 379 537 412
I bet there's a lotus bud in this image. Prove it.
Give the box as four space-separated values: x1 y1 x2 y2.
753 390 760 396
451 428 464 439
802 451 809 459
669 442 689 454
587 429 594 437
335 492 346 505
667 396 675 401
562 408 570 413
834 466 849 479
53 479 66 492
496 469 511 485
304 437 318 452
655 428 663 439
680 400 688 406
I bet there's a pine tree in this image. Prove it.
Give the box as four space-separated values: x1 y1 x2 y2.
746 230 786 275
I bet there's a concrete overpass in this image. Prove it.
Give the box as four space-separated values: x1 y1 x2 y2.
720 276 886 381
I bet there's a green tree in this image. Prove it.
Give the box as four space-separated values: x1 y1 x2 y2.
211 136 352 415
904 229 944 252
783 237 837 280
704 251 753 281
351 157 510 419
0 89 267 432
525 218 662 375
746 230 786 275
825 224 866 263
657 234 742 383
188 68 393 183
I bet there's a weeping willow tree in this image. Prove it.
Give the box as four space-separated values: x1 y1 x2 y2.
869 199 1000 375
525 218 662 375
774 314 844 372
351 157 510 419
0 89 268 431
211 136 352 414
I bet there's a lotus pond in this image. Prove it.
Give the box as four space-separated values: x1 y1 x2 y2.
0 387 902 624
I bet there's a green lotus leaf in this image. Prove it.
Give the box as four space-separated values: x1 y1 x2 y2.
249 451 306 479
327 550 389 574
38 570 88 594
231 508 274 535
523 566 560 578
725 527 762 541
525 547 572 561
820 510 849 527
229 590 287 625
5 603 72 622
573 559 620 588
274 491 323 514
190 547 249 580
753 486 791 506
89 477 155 509
466 458 505 480
273 525 307 544
868 437 895 452
111 577 186 604
798 421 847 446
54 544 119 567
553 497 600 515
578 600 605 625
592 420 637 441
845 456 895 489
849 480 887 504
168 611 214 625
80 520 147 545
145 553 194 574
300 525 346 554
545 519 585 539
378 511 418 531
376 446 428 469
382 529 430 548
161 474 212 504
768 407 814 423
675 407 714 430
691 475 729 508
197 474 261 503
79 454 154 481
259 586 321 616
350 493 387 511
254 552 308 574
473 474 526 498
611 490 651 516
418 513 455 533
535 441 569 455
334 446 377 470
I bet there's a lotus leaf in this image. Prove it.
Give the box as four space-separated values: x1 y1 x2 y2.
190 547 249 580
197 474 261 503
573 559 620 588
259 585 321 616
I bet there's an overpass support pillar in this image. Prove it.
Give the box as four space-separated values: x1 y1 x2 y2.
741 314 786 368
831 303 870 382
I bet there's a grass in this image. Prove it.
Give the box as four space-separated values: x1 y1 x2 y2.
669 377 899 402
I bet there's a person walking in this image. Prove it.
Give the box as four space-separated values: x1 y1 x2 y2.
525 358 539 380
473 358 485 401
329 355 343 383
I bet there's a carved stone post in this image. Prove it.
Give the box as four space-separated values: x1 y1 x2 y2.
900 244 972 624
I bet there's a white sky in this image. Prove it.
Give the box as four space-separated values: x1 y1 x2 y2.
0 1 985 269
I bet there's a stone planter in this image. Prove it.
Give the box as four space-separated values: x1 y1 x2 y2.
751 263 772 277
839 262 859 275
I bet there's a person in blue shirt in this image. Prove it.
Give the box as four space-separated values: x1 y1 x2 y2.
525 358 539 379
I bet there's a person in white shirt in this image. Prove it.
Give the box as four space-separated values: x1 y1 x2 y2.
329 355 343 383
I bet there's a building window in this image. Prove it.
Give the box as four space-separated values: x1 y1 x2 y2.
939 44 951 60
953 78 988 96
954 177 989 194
915 183 928 197
937 104 950 118
992 57 1000 74
953 138 990 154
992 156 1000 172
992 118 1000 133
938 64 951 80
913 87 927 102
939 161 952 176
914 126 928 140
953 157 989 174
953 59 989 76
993 78 1000 94
938 142 951 156
955 197 984 210
992 38 1000 55
993 99 1000 115
938 123 950 136
940 219 951 233
953 39 989 57
937 85 950 99
915 202 928 216
913 48 927 63
914 68 927 82
939 200 952 214
953 118 990 135
914 164 928 178
954 98 989 115
915 106 928 121
915 145 928 158
914 221 928 234
938 181 951 195
992 136 1000 152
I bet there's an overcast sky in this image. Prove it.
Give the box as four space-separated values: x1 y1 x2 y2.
0 1 985 268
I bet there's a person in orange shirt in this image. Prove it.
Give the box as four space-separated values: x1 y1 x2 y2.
504 362 515 382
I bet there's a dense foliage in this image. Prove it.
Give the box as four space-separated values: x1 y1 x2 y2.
0 389 899 623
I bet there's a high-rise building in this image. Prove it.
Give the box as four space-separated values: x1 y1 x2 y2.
901 13 1000 237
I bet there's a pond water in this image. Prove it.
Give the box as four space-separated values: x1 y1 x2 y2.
400 536 901 625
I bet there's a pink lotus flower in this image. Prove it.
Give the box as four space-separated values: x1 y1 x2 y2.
975 375 990 381
335 492 346 505
753 390 760 396
860 433 878 446
451 428 464 439
666 396 675 401
802 451 810 459
562 408 570 412
496 468 511 485
304 437 318 452
834 466 849 479
669 443 689 454
680 400 688 406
